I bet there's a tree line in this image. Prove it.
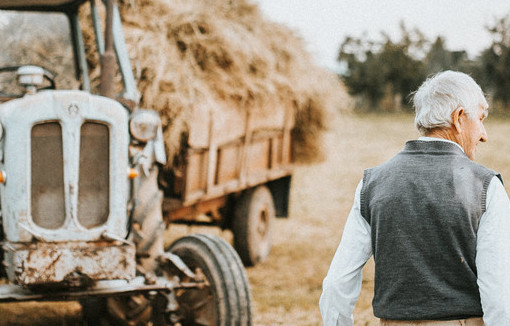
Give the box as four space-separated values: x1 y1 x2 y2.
338 15 510 113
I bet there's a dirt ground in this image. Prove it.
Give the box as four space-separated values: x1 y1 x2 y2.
2 110 510 325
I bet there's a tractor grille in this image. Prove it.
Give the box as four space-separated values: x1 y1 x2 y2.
78 122 109 228
31 121 110 230
31 122 65 229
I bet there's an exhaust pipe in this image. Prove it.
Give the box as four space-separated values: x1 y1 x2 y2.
100 0 115 98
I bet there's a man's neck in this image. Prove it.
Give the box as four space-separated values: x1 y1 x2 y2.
425 127 459 144
421 127 464 152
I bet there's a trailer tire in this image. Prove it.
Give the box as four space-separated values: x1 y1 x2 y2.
168 234 252 326
232 185 275 266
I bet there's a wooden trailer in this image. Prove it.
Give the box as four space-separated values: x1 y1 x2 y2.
160 102 294 266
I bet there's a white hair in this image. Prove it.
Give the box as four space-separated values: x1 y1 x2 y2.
412 70 488 135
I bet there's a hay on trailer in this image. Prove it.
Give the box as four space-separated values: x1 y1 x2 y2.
87 0 351 164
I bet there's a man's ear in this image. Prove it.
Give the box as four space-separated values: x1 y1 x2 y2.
452 107 464 134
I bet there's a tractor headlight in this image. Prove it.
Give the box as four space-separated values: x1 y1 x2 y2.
129 110 160 142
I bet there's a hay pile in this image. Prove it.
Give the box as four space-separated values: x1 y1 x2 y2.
107 0 350 163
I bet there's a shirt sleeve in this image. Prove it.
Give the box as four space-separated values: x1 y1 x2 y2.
319 180 373 326
477 176 510 326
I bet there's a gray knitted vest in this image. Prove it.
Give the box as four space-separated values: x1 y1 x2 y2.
360 140 501 320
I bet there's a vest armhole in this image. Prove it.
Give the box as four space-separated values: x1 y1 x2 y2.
481 172 501 214
496 172 504 186
360 169 371 224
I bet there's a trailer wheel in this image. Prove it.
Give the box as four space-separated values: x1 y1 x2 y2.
232 185 275 266
167 234 252 326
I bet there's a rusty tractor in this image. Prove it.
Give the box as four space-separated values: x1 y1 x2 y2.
0 0 252 325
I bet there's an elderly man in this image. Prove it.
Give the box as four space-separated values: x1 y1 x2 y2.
319 71 510 326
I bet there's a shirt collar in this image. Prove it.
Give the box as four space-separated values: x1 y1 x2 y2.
417 136 464 153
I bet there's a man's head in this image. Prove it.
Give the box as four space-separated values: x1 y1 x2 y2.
412 70 488 160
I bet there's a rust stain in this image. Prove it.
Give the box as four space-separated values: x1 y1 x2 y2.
7 241 136 286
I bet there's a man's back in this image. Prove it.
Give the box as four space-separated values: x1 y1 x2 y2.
361 140 498 320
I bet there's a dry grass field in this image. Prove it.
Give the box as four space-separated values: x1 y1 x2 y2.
2 110 510 325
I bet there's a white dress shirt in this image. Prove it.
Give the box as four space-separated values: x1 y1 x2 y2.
319 138 510 326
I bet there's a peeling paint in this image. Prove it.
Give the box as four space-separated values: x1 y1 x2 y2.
4 241 135 286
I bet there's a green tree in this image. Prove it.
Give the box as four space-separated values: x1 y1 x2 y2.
424 36 477 79
426 37 452 73
338 22 481 112
338 37 385 107
378 38 425 109
478 15 510 108
338 22 426 111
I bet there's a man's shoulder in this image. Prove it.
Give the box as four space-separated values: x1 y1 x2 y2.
457 156 500 181
363 142 500 182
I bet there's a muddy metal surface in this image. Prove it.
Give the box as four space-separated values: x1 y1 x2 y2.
6 241 135 286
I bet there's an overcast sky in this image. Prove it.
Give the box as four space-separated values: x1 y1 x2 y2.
254 0 510 71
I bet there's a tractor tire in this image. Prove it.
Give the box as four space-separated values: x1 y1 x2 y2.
168 234 252 326
80 234 251 325
232 185 275 266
